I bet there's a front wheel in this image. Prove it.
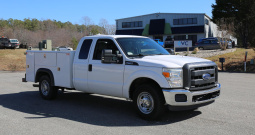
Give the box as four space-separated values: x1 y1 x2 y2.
133 84 166 120
39 75 58 100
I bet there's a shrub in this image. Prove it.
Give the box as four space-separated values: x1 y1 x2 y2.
192 47 199 54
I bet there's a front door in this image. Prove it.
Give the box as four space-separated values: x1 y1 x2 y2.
87 39 124 97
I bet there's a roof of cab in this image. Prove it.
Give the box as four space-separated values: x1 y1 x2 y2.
84 35 147 38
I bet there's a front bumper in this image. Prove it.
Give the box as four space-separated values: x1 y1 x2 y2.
162 83 221 111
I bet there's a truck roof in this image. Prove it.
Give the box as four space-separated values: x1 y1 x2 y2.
85 35 147 38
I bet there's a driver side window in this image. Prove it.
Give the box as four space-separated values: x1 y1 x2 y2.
93 39 120 60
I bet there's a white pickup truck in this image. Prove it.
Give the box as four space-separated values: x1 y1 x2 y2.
23 35 221 119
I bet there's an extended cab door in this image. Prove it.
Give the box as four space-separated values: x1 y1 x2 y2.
73 38 93 91
87 38 124 97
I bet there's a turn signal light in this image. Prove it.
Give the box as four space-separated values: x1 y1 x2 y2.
162 72 170 78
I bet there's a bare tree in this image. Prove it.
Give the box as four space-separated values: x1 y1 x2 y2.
106 24 116 35
81 16 94 35
99 18 116 35
216 19 234 50
82 16 92 26
99 18 109 34
0 18 102 49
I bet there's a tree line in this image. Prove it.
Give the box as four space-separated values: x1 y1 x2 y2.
212 0 255 48
0 17 116 49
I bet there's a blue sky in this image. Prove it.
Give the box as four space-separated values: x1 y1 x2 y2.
1 0 215 25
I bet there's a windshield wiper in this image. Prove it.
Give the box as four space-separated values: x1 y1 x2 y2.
137 53 146 56
130 53 147 57
154 53 169 55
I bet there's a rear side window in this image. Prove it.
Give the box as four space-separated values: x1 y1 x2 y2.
212 39 218 43
79 39 93 59
203 40 210 44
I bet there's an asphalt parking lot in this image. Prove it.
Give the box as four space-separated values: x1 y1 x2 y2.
0 71 254 135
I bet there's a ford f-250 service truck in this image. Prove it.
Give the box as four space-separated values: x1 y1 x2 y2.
23 35 221 119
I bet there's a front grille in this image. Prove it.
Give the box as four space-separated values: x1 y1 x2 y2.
183 62 218 91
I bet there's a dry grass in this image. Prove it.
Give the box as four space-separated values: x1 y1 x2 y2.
206 48 255 72
0 49 26 71
1 48 255 72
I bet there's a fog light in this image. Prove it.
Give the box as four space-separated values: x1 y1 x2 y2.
175 94 187 102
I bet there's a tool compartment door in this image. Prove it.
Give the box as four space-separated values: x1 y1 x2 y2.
26 51 35 82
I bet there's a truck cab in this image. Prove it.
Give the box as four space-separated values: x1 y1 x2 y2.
0 37 13 49
9 39 20 49
23 35 221 120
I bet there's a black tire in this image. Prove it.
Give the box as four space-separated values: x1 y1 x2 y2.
133 84 166 120
39 75 58 100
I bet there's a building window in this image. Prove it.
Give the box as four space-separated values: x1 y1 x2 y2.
173 19 178 25
122 21 143 28
193 18 197 24
173 18 197 25
205 19 209 25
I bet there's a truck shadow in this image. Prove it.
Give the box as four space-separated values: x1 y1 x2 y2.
0 90 201 126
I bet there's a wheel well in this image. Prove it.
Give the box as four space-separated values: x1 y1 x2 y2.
35 68 55 86
129 78 161 100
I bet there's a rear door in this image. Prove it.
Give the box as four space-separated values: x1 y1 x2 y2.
87 38 124 97
73 38 93 91
211 39 220 49
202 40 210 49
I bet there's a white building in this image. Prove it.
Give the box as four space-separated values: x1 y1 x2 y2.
115 13 220 45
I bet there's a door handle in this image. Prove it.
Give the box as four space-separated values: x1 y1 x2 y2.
88 64 92 71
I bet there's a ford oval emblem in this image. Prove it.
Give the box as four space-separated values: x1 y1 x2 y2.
202 73 211 81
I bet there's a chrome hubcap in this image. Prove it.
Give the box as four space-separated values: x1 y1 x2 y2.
41 80 50 96
137 92 154 114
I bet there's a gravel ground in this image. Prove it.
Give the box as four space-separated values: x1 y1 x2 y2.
178 48 236 58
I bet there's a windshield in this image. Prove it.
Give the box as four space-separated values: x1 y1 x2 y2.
116 38 169 58
10 39 18 43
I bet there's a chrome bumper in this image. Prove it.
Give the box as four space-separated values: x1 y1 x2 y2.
162 83 221 109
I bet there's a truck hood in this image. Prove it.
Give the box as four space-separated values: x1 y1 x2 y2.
129 55 211 68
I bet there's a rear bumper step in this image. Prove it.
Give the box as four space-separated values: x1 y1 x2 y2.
33 84 39 87
22 74 27 82
22 78 27 82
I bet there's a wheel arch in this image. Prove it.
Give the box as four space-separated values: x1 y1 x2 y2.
129 77 162 100
35 68 55 86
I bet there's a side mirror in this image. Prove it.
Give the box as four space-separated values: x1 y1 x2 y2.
101 49 123 64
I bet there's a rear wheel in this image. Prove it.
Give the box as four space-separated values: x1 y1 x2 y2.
133 84 166 120
39 75 58 100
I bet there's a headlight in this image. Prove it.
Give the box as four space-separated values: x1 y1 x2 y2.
162 68 183 88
